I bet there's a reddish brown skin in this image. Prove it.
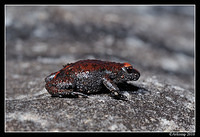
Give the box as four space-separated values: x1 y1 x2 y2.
45 59 140 100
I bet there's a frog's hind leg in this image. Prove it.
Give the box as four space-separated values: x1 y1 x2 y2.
45 82 89 98
45 85 73 98
65 92 89 98
50 88 88 98
50 89 89 98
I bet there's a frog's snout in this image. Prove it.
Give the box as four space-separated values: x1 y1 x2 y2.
133 69 140 81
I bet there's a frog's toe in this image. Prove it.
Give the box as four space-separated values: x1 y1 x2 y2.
110 91 128 101
70 92 89 98
58 91 89 98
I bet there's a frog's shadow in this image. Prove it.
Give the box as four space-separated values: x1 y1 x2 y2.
118 82 150 95
93 82 150 95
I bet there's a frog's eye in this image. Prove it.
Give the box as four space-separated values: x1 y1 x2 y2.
126 67 134 73
122 66 134 73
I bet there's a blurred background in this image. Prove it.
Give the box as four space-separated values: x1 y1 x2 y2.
6 5 194 99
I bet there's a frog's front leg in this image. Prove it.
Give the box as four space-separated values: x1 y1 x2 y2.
102 76 128 101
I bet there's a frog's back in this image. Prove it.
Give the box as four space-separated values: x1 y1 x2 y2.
52 59 124 81
64 59 124 72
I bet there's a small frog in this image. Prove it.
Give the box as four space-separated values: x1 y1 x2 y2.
45 59 140 100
